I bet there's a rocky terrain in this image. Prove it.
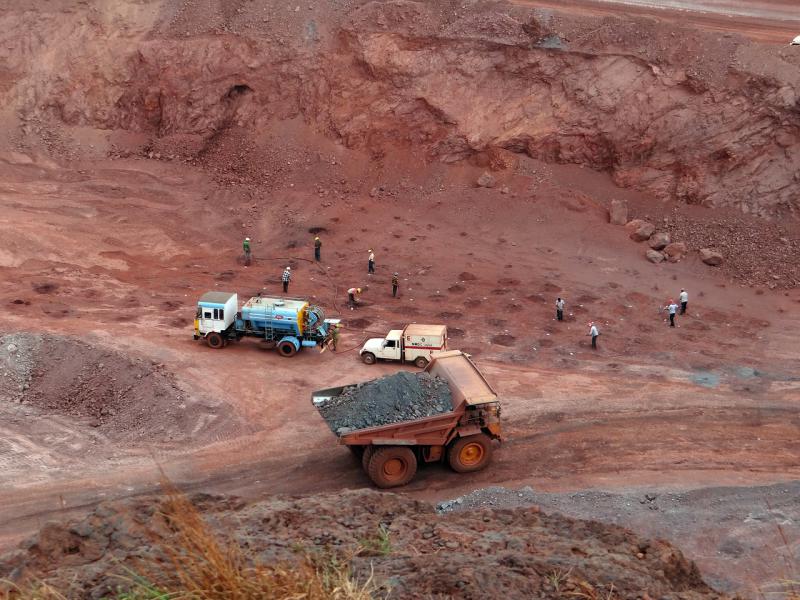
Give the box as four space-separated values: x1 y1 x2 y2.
0 488 727 599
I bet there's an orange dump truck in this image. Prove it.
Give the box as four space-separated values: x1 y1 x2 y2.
311 350 502 488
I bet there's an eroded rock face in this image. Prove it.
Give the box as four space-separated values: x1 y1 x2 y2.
2 1 799 216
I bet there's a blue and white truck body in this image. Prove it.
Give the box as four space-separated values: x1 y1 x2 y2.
194 291 339 356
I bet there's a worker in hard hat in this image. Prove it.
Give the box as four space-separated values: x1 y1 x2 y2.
392 272 399 298
588 322 600 349
368 249 375 275
679 288 689 315
314 235 322 261
348 287 362 310
282 266 292 293
331 323 341 351
663 298 679 327
556 297 565 321
242 237 251 266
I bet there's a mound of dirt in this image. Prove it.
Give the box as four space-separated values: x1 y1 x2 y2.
0 489 726 599
0 333 231 444
315 371 453 434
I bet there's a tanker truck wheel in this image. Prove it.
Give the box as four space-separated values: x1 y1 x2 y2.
413 356 428 369
448 434 493 473
361 352 376 365
277 341 297 357
367 446 417 488
206 332 225 349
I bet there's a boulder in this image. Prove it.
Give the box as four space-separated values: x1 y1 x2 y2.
476 172 496 188
626 219 655 242
646 249 665 264
609 199 628 225
663 242 687 263
648 231 671 250
699 248 724 266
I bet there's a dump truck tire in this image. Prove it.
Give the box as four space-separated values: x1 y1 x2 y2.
361 445 375 472
206 332 224 349
413 356 428 369
448 434 493 473
361 352 376 365
348 445 364 458
277 341 297 357
367 446 417 488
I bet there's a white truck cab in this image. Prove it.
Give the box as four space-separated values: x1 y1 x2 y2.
194 292 237 339
360 324 447 368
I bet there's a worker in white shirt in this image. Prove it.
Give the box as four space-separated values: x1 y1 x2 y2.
679 289 688 315
588 322 599 349
367 249 375 275
347 287 362 310
664 299 679 327
556 297 565 321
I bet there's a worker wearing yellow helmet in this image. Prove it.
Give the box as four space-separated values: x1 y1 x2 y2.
347 287 363 310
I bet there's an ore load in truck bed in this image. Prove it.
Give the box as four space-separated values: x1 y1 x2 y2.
317 371 453 435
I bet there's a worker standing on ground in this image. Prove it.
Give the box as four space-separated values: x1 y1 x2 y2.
556 297 565 321
314 236 322 261
282 266 292 293
588 322 599 349
243 237 251 266
679 288 688 315
348 287 362 310
664 299 679 327
392 272 399 298
368 249 375 275
331 323 340 351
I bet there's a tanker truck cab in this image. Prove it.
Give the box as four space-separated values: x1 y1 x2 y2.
360 324 447 368
194 291 238 348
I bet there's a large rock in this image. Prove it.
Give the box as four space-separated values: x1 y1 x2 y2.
608 199 628 225
699 248 724 266
476 172 497 188
626 219 655 242
649 231 671 250
645 249 665 263
663 242 687 263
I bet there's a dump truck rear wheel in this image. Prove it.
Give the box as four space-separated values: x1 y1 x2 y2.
206 332 224 349
277 341 297 357
367 446 417 488
448 434 492 473
361 352 376 365
413 356 428 369
361 445 375 472
348 445 364 459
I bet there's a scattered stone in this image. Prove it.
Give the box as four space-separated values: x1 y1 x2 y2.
609 199 628 225
699 248 724 266
663 242 687 263
626 220 655 242
645 249 665 264
476 172 496 188
648 231 671 250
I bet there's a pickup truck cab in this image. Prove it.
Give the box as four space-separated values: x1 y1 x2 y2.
360 324 447 368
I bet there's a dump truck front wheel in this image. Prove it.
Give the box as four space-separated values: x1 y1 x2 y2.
413 356 428 369
361 352 376 365
277 341 298 357
367 446 417 488
361 445 375 471
206 332 224 349
448 434 493 473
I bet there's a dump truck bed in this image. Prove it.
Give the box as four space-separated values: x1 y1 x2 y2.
312 351 497 446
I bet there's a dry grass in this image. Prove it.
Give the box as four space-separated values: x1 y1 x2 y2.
3 480 382 600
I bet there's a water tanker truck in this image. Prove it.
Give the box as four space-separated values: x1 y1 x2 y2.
193 291 339 356
312 350 502 488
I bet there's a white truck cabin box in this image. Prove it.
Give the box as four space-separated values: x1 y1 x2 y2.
402 324 447 364
197 291 237 334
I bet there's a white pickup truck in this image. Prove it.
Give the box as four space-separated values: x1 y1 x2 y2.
359 324 447 368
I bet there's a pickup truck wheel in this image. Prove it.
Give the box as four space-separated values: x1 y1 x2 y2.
413 356 428 369
361 352 376 365
206 332 224 349
367 446 417 488
448 434 493 473
277 341 297 357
